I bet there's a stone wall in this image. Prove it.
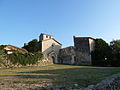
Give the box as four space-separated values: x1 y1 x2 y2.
58 46 92 65
58 46 75 64
74 37 93 65
74 37 90 53
36 56 53 66
83 73 120 90
75 51 91 65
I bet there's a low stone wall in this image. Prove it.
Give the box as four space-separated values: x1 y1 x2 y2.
36 56 53 66
84 73 120 90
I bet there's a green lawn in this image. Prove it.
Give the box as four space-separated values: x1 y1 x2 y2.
0 64 120 88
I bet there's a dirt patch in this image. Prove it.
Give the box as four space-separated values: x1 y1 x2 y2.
0 81 53 90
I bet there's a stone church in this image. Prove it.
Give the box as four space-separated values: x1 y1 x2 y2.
39 33 95 65
39 33 62 63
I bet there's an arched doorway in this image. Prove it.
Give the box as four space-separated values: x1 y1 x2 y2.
51 56 55 63
48 51 57 64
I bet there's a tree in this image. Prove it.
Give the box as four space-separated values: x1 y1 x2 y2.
110 40 120 66
110 40 120 53
91 38 112 66
23 39 39 53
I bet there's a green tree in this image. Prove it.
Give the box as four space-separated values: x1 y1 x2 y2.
23 39 39 52
110 40 120 66
110 40 120 53
91 38 112 66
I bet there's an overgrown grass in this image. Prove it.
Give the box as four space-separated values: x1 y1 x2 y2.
0 64 120 88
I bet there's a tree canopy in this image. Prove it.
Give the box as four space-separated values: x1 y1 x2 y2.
91 38 112 66
23 39 39 53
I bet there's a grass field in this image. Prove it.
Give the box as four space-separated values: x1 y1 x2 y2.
0 64 120 89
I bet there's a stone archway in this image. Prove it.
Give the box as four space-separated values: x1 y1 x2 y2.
48 51 57 64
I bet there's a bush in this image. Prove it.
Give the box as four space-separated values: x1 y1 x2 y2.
0 45 43 67
0 45 7 65
7 51 43 66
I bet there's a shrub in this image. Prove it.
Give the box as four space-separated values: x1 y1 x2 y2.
7 51 43 66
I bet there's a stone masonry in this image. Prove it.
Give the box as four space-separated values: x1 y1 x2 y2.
58 36 95 65
58 46 75 64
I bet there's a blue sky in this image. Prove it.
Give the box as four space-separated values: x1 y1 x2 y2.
0 0 120 47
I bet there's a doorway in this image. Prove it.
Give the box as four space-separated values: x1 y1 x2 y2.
51 56 55 64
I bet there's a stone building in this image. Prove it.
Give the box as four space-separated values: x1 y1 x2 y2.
74 36 95 65
58 36 95 65
39 33 62 63
4 45 28 54
24 33 95 65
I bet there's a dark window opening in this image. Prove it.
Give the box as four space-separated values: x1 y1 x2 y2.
46 36 48 38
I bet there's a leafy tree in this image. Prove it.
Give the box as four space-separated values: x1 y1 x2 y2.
110 40 120 53
23 39 39 52
91 38 112 66
110 40 120 66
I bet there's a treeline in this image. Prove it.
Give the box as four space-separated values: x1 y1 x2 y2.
92 39 120 66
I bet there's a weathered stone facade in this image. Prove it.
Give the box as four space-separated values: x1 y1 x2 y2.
39 33 62 63
58 46 75 64
58 36 95 65
74 36 95 65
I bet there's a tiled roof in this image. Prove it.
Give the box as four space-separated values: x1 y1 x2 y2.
4 45 28 53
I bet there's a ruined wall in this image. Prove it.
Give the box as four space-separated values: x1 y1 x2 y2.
36 55 53 66
75 51 91 65
58 37 95 65
83 73 120 90
74 37 92 65
58 46 75 64
74 37 90 53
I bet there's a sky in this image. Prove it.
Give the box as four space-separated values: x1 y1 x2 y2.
0 0 120 48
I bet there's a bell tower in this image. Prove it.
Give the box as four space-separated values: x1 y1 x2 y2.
39 33 53 41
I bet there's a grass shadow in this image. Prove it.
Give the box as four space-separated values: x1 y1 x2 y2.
15 66 120 88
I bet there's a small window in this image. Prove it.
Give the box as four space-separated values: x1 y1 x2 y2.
52 43 55 47
46 36 48 38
